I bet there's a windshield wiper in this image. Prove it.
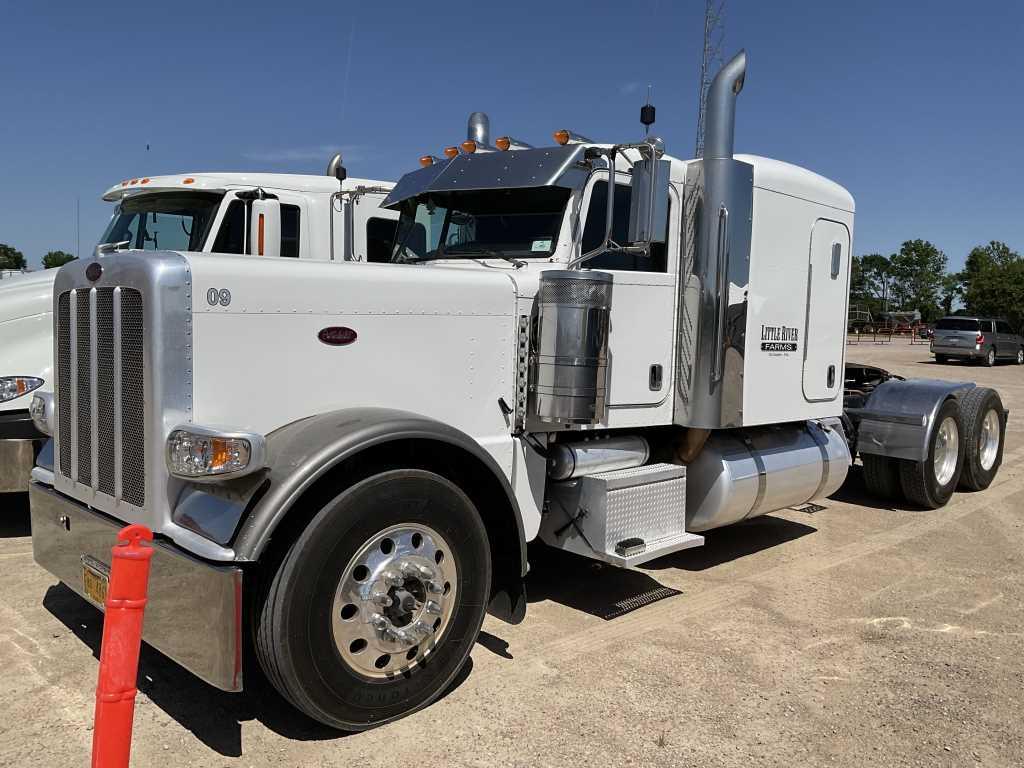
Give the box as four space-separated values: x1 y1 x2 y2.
445 248 527 269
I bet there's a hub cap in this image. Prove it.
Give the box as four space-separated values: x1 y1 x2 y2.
979 408 1001 471
332 523 457 679
933 416 959 486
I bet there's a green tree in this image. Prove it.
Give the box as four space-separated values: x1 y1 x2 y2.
0 243 26 271
852 253 891 317
42 250 77 269
887 239 947 322
939 272 962 316
962 241 1024 329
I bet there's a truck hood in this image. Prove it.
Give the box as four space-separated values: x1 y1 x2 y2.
0 269 56 324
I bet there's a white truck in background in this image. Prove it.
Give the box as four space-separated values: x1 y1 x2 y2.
29 52 1007 731
0 162 396 492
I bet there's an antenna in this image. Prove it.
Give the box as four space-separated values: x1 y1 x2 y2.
640 85 656 136
695 0 725 157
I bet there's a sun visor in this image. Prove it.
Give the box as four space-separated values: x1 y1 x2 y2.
383 144 590 209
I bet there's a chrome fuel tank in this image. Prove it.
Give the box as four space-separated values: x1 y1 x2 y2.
685 419 850 532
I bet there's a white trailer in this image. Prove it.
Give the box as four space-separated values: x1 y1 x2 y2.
0 164 396 492
29 53 1007 730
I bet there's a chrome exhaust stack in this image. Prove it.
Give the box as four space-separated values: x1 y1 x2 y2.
675 50 755 430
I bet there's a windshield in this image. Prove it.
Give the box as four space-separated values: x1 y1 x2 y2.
100 192 223 252
390 187 570 262
935 318 981 332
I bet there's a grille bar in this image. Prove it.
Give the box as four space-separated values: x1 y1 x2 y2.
69 289 78 481
113 287 123 500
75 290 92 486
97 289 115 496
90 289 99 490
57 293 71 477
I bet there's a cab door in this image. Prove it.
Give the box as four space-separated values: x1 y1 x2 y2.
802 219 851 402
578 175 679 417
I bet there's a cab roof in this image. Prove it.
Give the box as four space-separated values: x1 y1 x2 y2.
103 173 393 202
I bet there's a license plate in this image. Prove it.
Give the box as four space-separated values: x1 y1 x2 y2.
82 562 109 606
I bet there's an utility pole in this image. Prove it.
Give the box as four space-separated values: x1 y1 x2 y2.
695 0 726 157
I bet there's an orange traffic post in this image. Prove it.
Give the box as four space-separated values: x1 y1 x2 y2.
91 524 154 768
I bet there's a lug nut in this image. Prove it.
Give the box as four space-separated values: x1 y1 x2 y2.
369 613 388 631
381 570 404 587
413 619 434 638
424 600 441 615
371 591 393 607
426 580 444 594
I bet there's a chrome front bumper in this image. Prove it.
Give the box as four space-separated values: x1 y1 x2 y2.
29 481 243 691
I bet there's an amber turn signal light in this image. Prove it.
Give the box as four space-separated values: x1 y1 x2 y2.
443 146 459 159
419 155 434 167
496 136 511 151
553 130 570 146
460 140 477 154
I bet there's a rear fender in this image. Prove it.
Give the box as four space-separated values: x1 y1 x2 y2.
852 379 975 462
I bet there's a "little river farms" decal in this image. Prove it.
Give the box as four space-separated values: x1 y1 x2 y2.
760 324 799 353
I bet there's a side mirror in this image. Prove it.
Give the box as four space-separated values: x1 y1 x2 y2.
249 198 281 257
627 148 670 245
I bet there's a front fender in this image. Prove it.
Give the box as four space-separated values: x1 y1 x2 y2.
172 408 526 575
854 378 975 462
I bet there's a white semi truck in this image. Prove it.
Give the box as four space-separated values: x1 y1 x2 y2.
0 164 396 492
29 53 1007 730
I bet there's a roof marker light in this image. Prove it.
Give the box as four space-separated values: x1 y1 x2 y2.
140 178 150 184
496 136 533 151
553 129 593 146
461 140 478 154
129 178 138 184
182 177 195 184
443 146 459 159
419 156 434 167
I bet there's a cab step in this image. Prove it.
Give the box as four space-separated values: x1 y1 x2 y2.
541 463 704 567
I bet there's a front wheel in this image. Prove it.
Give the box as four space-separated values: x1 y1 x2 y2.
899 398 964 509
255 469 491 730
985 347 996 367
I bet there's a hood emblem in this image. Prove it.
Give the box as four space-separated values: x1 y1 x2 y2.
318 327 357 346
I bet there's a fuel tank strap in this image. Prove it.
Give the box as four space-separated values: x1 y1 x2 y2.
805 421 831 502
739 434 767 520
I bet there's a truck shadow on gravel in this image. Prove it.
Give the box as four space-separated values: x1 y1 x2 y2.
0 492 31 537
524 514 816 619
42 582 473 755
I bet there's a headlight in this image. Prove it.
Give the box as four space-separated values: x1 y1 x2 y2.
29 392 54 436
166 425 266 480
0 376 44 403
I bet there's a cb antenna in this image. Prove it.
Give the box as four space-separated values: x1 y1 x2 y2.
640 85 656 136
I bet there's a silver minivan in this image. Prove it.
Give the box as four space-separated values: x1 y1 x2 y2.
932 316 1024 365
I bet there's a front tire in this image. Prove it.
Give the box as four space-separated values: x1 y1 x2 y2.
985 347 996 367
899 398 964 509
255 469 491 730
958 387 1005 491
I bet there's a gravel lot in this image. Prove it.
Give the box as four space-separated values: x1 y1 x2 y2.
2 339 1022 767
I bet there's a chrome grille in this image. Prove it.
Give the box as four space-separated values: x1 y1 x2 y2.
56 286 145 507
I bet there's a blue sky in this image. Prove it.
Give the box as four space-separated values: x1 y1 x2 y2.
1 0 1021 270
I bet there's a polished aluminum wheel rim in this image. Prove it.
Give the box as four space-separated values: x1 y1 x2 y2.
933 416 959 486
332 523 457 679
1017 349 1023 365
979 408 1001 471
